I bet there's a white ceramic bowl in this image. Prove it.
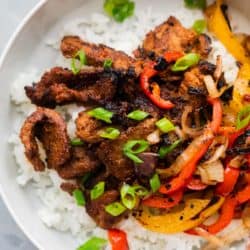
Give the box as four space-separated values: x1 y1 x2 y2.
0 0 249 249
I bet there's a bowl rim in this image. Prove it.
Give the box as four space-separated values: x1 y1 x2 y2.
0 1 48 249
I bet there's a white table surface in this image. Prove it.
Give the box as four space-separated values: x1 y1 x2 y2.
0 1 39 249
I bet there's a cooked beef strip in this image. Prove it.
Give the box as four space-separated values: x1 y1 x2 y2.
76 112 104 144
25 67 118 108
60 181 80 195
97 118 157 182
20 108 71 171
58 146 100 179
85 190 125 229
61 36 143 74
136 16 211 58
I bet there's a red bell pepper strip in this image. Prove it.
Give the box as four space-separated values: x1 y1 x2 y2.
203 197 237 234
140 65 174 109
164 51 183 63
159 134 213 195
187 177 208 191
207 97 223 134
236 185 250 204
216 162 240 196
216 125 250 196
108 229 129 250
142 189 183 209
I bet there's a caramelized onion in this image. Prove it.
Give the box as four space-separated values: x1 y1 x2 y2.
203 75 228 98
229 155 246 168
147 130 161 145
181 106 203 137
157 129 214 177
205 136 228 164
201 223 248 250
214 55 222 80
198 160 224 185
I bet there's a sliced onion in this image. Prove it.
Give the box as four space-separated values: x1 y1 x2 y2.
205 136 228 164
157 129 214 177
147 130 161 145
229 155 246 168
195 227 224 250
242 203 250 229
198 160 224 185
181 106 203 137
175 126 186 140
203 75 228 98
214 55 222 80
201 224 248 250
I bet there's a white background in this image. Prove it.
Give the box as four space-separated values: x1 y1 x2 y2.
0 1 39 249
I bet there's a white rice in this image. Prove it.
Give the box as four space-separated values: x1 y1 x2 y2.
9 6 240 250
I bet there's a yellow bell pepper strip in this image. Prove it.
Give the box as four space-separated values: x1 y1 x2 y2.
136 195 224 234
206 0 250 65
205 0 250 113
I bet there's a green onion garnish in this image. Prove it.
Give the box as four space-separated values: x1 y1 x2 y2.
123 140 149 163
184 0 206 9
121 184 137 209
192 19 206 34
127 110 149 121
171 53 200 72
156 118 175 133
100 127 120 140
236 105 250 130
103 58 113 68
133 185 149 197
73 189 86 206
105 202 126 216
104 0 135 23
88 107 113 124
159 139 182 159
77 237 107 250
90 181 105 200
71 50 87 75
70 138 84 146
150 173 161 193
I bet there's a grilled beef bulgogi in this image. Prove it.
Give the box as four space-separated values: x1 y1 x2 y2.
20 16 242 230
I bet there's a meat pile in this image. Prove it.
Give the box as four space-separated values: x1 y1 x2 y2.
20 16 214 229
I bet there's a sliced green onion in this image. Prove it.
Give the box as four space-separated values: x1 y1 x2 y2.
133 185 149 197
71 50 87 75
236 105 250 130
104 0 135 23
90 181 105 200
171 53 200 72
192 19 206 34
121 184 137 209
100 127 120 140
124 152 143 164
71 138 84 146
150 173 161 193
77 237 107 250
73 189 86 206
105 202 126 216
123 140 149 163
159 139 182 159
103 58 113 68
88 107 113 124
156 118 175 133
184 0 206 9
127 110 149 121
